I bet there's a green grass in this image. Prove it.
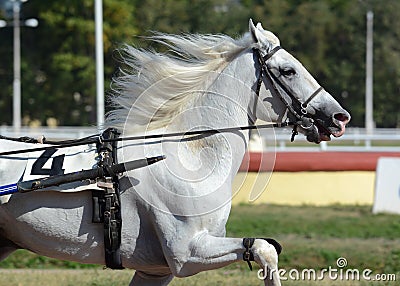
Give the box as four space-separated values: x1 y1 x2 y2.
0 204 399 285
227 204 400 273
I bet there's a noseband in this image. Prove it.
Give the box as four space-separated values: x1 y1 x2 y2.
254 46 324 141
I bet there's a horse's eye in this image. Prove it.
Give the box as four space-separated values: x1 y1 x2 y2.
279 67 296 77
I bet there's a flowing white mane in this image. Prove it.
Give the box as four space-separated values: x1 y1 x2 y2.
105 33 257 132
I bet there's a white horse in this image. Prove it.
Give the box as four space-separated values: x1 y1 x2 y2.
0 20 350 285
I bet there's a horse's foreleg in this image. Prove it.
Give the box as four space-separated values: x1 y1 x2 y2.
129 271 173 286
167 234 281 286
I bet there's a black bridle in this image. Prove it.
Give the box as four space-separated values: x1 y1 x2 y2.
254 46 324 141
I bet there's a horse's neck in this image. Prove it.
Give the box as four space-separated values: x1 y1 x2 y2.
185 51 256 126
176 51 258 176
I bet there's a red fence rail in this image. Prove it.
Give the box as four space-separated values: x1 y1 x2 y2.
240 152 400 172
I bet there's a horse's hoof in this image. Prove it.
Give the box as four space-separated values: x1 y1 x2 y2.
259 238 282 255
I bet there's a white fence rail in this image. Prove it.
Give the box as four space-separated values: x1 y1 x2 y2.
1 126 400 152
260 127 400 151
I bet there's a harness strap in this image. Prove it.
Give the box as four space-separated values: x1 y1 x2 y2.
255 46 325 142
258 46 325 120
0 134 43 144
254 48 302 122
96 128 124 270
262 46 282 61
265 67 303 121
248 60 264 125
301 86 323 111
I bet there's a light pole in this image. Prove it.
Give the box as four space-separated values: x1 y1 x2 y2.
95 0 104 130
13 1 21 132
365 11 374 134
0 0 38 132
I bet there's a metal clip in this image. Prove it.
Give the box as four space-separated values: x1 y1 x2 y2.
300 117 314 130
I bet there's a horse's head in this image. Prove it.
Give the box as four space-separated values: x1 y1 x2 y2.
249 19 350 143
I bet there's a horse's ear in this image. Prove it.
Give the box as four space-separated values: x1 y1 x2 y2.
248 19 271 49
256 22 265 30
249 19 258 42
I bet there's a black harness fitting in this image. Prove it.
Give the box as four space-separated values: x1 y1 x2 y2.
93 128 124 269
243 238 256 270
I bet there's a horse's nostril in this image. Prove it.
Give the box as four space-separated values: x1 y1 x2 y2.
333 112 350 124
331 111 350 137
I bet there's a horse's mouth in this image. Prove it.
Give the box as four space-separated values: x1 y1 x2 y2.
312 120 346 143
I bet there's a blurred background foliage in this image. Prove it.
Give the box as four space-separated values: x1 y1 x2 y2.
0 0 399 127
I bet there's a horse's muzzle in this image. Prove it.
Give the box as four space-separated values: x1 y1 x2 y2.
329 111 351 138
306 110 351 144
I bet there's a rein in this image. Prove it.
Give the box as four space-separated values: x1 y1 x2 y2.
0 122 293 156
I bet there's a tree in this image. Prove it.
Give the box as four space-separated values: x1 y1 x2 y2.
0 0 136 126
0 0 399 127
244 0 400 127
